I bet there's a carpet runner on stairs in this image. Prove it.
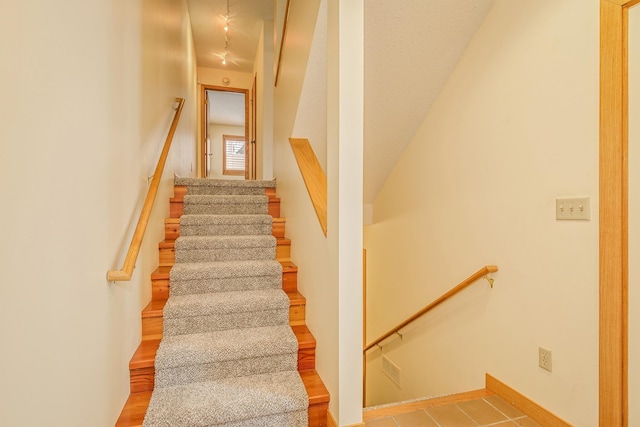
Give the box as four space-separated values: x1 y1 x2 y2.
143 178 308 427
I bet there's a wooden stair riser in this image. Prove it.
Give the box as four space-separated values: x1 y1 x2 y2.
159 239 291 266
165 217 286 240
282 269 298 293
151 277 169 301
169 186 187 218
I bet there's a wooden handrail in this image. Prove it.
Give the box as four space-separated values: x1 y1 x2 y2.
363 265 498 352
274 0 291 87
107 97 185 281
289 138 327 236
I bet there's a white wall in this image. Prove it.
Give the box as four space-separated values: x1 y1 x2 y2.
326 1 364 424
273 0 334 417
291 3 328 171
0 0 197 425
253 21 275 180
208 124 245 179
274 0 364 424
364 1 599 425
628 5 640 426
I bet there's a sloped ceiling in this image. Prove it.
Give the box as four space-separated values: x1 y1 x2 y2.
187 0 495 203
363 0 495 203
186 0 272 72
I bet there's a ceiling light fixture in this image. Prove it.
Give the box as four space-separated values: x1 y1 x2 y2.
222 0 230 65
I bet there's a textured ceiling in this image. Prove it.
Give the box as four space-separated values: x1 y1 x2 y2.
187 0 272 72
363 0 495 203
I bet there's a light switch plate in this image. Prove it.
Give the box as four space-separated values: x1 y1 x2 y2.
556 197 590 221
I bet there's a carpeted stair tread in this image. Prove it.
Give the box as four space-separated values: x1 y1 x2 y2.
184 195 269 205
175 178 276 189
153 326 299 388
164 289 289 319
143 371 308 427
180 214 272 236
183 195 269 216
180 214 272 226
155 325 297 369
175 235 276 250
170 260 282 295
171 260 282 280
175 236 276 263
162 289 290 336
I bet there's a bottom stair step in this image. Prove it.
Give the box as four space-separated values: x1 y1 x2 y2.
154 325 298 388
116 370 329 427
144 370 308 426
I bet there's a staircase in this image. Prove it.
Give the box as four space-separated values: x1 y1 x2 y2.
116 178 329 426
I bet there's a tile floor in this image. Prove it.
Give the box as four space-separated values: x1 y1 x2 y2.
364 395 543 427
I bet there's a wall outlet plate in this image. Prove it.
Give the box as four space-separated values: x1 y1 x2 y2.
556 197 590 221
539 347 552 372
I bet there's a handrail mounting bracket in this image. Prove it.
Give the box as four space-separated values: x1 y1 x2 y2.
484 275 494 288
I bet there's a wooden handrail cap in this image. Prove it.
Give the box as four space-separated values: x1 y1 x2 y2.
107 270 132 282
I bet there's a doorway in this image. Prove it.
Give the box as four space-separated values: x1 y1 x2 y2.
200 84 252 179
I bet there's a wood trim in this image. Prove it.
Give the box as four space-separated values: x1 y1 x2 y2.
486 374 573 427
289 138 328 235
362 248 367 406
600 1 633 425
199 85 249 179
106 98 184 281
274 0 291 87
363 265 498 352
362 389 492 421
328 411 337 427
328 410 365 427
605 0 640 7
250 74 257 179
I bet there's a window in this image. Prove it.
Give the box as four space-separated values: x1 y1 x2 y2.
223 135 246 175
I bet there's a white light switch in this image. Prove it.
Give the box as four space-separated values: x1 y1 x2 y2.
556 197 590 221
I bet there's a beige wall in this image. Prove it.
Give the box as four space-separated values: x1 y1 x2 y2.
273 0 333 416
0 0 197 425
291 3 328 171
326 0 364 424
629 5 640 426
253 21 275 180
364 1 599 425
208 124 245 179
274 0 365 424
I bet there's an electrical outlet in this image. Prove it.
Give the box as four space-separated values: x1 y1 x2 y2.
539 347 552 372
